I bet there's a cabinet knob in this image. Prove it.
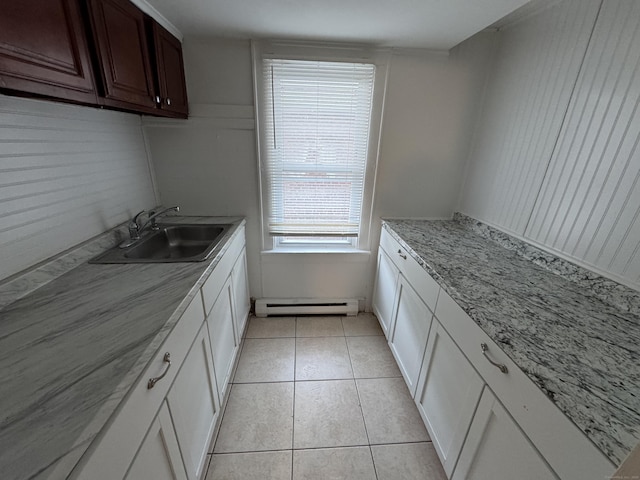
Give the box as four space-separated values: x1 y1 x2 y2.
166 97 171 106
481 343 508 374
155 95 161 105
397 249 407 260
147 352 172 389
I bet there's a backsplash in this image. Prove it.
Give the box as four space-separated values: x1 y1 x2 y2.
0 94 157 282
454 212 640 317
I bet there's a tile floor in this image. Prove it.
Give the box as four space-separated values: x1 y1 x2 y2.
203 313 448 480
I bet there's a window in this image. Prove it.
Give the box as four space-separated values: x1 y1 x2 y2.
254 43 388 251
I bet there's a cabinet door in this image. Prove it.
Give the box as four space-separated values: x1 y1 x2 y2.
372 247 399 338
125 402 187 480
0 0 97 103
150 20 188 117
167 324 220 480
415 320 484 476
231 247 250 342
388 275 432 396
207 277 239 401
453 387 558 480
87 0 156 110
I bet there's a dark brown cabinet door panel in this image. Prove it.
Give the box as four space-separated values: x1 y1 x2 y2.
88 0 156 110
152 21 188 117
0 0 97 103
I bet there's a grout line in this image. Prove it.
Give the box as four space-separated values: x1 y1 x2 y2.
344 335 373 448
291 316 297 480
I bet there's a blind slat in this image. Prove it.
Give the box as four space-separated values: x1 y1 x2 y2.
263 59 375 237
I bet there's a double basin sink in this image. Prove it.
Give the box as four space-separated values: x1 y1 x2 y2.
91 223 232 263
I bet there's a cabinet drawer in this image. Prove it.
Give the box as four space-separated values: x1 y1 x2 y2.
380 228 439 312
435 290 614 480
74 294 205 480
201 226 245 316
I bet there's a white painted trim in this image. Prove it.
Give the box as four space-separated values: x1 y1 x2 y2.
129 0 183 41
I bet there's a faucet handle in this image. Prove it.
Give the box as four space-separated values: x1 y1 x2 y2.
128 210 147 240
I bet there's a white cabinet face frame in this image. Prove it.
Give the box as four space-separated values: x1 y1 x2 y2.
372 246 400 337
167 324 220 480
125 402 187 480
415 319 484 477
452 387 559 480
388 274 433 397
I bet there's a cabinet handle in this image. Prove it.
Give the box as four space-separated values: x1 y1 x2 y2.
166 98 171 106
481 343 508 374
397 249 407 260
155 95 161 105
147 352 171 389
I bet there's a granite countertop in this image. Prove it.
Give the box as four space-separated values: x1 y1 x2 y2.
0 216 245 480
382 216 640 466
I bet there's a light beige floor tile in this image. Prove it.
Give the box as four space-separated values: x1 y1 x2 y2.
346 336 401 378
342 313 384 336
371 443 447 480
295 337 353 380
296 316 344 337
357 377 429 444
246 316 296 338
214 383 293 453
207 451 292 480
293 447 376 480
294 380 368 449
234 338 295 383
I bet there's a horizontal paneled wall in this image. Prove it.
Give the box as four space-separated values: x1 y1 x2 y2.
461 0 640 290
0 95 157 281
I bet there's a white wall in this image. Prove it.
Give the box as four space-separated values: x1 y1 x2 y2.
459 0 640 290
145 37 494 306
0 94 157 282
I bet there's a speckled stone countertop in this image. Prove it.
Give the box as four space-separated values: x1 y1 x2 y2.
382 216 640 466
0 216 245 480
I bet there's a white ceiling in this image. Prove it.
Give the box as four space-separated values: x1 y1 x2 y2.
144 0 533 50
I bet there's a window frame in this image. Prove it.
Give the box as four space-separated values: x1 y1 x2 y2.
252 41 390 252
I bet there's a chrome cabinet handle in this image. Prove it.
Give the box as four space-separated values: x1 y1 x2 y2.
481 343 508 374
166 98 171 106
155 95 161 105
397 249 407 260
148 352 171 389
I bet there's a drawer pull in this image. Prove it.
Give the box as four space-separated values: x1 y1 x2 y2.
397 249 407 260
481 343 508 374
148 352 171 389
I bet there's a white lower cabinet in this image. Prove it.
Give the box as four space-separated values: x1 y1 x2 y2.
388 274 432 396
206 276 239 401
372 247 399 337
415 320 484 476
125 402 187 480
166 323 220 480
452 387 558 480
231 247 250 344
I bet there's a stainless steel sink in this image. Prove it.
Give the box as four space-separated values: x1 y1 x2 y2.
90 223 232 263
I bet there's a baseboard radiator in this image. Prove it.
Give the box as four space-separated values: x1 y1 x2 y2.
255 298 358 317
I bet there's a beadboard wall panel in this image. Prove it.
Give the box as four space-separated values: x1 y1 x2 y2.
0 95 157 281
525 1 640 284
460 0 601 235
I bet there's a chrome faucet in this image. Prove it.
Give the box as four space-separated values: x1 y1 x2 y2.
124 206 180 245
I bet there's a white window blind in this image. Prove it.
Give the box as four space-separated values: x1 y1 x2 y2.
262 59 376 237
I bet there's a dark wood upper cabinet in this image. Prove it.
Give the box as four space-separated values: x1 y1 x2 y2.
150 20 189 117
87 0 157 112
0 0 97 104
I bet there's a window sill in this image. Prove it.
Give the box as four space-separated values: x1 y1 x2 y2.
261 248 371 255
